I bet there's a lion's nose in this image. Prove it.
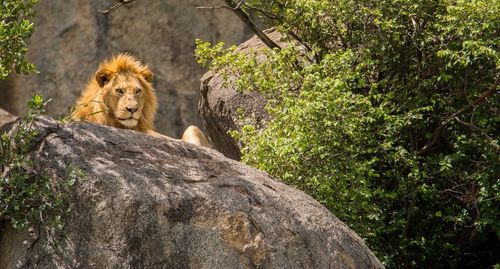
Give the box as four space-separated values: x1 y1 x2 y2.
126 107 138 113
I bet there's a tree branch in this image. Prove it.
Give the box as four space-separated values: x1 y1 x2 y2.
455 118 500 152
223 0 281 50
99 0 136 15
103 0 281 52
195 5 232 10
234 0 246 9
417 73 500 156
242 3 281 20
241 3 316 63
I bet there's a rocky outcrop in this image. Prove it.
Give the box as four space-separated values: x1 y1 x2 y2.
0 0 250 137
199 29 287 160
0 116 384 268
0 108 16 127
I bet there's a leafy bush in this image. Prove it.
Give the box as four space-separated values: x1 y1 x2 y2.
196 0 499 267
0 94 75 232
0 0 38 79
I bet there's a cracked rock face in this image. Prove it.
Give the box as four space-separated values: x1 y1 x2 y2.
0 116 384 269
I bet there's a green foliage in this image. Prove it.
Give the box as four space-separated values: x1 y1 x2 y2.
196 0 499 267
0 94 76 232
0 0 38 79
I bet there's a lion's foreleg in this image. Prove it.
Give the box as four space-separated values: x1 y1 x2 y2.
181 126 212 148
146 128 212 149
146 129 171 139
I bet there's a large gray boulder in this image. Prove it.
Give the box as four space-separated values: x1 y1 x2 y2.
199 29 288 160
0 116 384 268
0 0 250 137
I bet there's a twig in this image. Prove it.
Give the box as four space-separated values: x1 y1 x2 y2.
241 3 317 63
288 31 317 63
454 118 499 151
99 0 136 15
235 0 246 9
479 195 500 203
223 0 281 50
195 5 232 10
417 73 500 155
242 3 281 20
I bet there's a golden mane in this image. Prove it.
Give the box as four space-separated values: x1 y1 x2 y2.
72 53 157 133
72 53 211 148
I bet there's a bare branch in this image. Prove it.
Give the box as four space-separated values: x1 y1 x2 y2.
223 0 281 50
99 0 136 15
242 3 281 20
235 0 246 9
195 5 232 10
239 3 317 63
417 73 500 156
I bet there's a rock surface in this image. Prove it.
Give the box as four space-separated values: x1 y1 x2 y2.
0 108 16 127
0 116 384 269
199 29 287 160
0 0 250 137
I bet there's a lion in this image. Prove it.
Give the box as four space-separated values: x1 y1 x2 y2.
71 53 211 148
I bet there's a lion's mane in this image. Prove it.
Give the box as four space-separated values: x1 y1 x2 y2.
71 53 157 133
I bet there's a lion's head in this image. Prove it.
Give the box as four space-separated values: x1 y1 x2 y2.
73 53 212 148
73 53 158 132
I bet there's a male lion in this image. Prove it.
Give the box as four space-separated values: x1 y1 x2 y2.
72 53 211 147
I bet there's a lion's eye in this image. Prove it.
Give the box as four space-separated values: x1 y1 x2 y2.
115 88 124 95
136 89 142 95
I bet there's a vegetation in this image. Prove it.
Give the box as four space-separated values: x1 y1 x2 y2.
196 0 499 267
0 0 38 79
0 0 78 248
0 94 76 234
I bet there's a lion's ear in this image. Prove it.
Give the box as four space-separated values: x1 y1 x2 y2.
95 69 113 87
141 69 153 83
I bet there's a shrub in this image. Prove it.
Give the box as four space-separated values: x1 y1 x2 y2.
196 0 499 267
0 94 76 232
0 0 38 79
